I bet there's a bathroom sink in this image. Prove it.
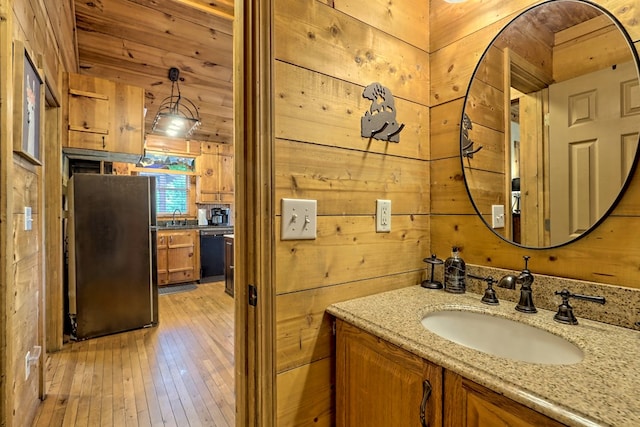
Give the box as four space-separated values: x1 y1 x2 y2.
421 310 583 365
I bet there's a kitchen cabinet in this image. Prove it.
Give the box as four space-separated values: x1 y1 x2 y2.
64 72 144 161
145 134 202 156
336 320 442 427
224 236 234 296
157 230 200 285
336 320 565 427
197 142 234 203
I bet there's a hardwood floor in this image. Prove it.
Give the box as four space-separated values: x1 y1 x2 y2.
32 281 235 427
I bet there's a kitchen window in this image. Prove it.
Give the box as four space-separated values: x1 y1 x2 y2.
140 172 189 215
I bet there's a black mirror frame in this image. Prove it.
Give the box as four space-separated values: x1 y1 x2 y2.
460 0 640 250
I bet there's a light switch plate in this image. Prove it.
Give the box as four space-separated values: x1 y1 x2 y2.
492 204 505 228
281 198 317 240
376 199 391 232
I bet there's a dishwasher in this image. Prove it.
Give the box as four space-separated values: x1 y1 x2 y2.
200 228 232 282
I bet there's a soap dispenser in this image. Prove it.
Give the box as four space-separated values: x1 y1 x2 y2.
444 246 466 293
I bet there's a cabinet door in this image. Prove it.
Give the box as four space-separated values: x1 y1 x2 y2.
109 81 145 155
145 134 202 156
156 233 169 285
218 152 234 200
66 72 144 156
167 231 197 284
444 371 566 427
197 150 220 203
197 142 234 203
336 320 442 427
67 74 113 151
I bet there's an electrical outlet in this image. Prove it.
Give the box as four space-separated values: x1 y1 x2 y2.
24 207 32 231
492 205 505 228
25 351 30 380
281 198 317 240
376 199 391 232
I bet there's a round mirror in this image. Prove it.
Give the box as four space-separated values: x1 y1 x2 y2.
462 0 640 249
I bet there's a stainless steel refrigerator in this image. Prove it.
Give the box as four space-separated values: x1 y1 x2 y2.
68 173 158 340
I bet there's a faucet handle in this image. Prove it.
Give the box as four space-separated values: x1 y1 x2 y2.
480 276 499 306
516 255 534 287
515 255 536 313
553 289 606 325
468 274 499 305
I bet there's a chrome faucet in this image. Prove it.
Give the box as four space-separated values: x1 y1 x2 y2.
172 208 183 226
515 256 537 313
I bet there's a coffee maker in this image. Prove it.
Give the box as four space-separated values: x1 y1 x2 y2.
210 207 230 226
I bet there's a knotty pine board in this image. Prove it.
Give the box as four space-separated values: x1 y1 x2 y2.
430 157 475 216
333 0 429 52
275 138 429 216
276 357 333 427
274 0 430 105
275 214 429 294
275 270 424 372
431 214 640 288
274 61 430 161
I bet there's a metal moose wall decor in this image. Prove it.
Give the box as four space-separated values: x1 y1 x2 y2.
361 82 404 142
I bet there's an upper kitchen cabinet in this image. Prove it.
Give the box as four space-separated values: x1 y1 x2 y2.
197 142 234 203
64 72 145 162
145 134 202 157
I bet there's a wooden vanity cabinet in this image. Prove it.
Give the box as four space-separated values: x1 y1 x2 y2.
197 142 234 203
336 320 567 427
336 320 443 427
156 230 200 285
445 371 566 427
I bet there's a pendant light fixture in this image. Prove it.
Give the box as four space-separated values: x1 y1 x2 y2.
151 67 201 138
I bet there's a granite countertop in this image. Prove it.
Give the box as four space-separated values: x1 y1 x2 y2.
327 286 640 427
152 223 233 232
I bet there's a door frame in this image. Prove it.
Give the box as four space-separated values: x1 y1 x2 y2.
234 1 276 425
0 3 13 423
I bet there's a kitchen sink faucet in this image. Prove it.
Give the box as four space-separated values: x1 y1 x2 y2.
172 208 183 226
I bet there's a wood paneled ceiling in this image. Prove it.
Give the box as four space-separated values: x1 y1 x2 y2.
73 0 234 144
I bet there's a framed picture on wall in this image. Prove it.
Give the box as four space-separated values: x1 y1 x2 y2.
13 41 43 165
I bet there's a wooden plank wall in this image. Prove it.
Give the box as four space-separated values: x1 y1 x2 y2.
2 0 74 426
272 0 429 424
461 44 506 233
430 0 640 288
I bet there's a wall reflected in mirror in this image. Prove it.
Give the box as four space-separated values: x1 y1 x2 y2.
462 0 640 249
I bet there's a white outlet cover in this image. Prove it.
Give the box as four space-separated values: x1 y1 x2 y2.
281 198 317 240
376 199 391 232
24 206 32 231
